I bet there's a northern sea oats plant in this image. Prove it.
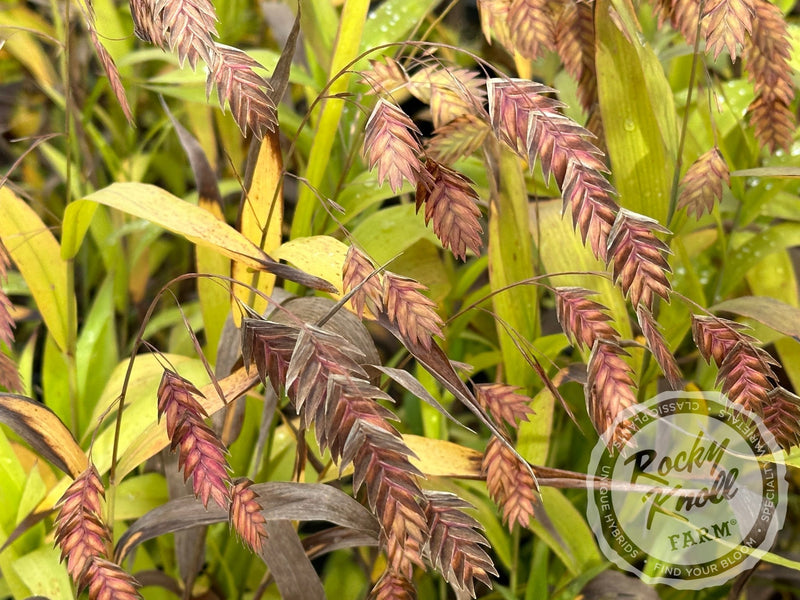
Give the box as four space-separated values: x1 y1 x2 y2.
1 0 799 598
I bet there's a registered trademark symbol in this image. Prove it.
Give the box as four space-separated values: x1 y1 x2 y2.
731 519 736 526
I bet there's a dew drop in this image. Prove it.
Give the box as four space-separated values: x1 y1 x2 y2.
623 118 635 132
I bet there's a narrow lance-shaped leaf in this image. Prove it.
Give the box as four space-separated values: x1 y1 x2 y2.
74 183 336 291
233 129 285 318
115 481 380 562
0 187 76 353
0 393 88 477
361 56 409 95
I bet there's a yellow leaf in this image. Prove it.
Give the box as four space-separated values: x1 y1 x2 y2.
78 182 273 270
196 198 230 360
0 8 58 90
0 187 75 352
404 435 483 478
233 131 284 322
0 394 88 478
274 235 348 295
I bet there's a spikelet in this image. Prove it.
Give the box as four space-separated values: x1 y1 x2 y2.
487 78 619 261
747 95 795 153
508 0 556 61
382 272 444 350
369 569 417 600
229 478 268 553
478 0 514 52
128 0 276 137
153 0 218 67
475 383 534 430
426 114 491 165
407 67 486 129
606 209 672 309
82 558 142 600
344 422 429 577
716 340 777 414
744 0 796 152
129 0 164 45
555 0 597 113
702 0 754 60
553 286 619 351
54 465 110 583
342 245 384 319
363 99 426 193
677 147 729 219
54 465 143 598
277 325 429 580
670 0 704 44
585 340 637 449
691 315 777 414
86 24 134 122
416 160 483 261
482 438 537 529
744 0 794 106
762 386 800 451
691 314 757 366
157 371 232 509
425 491 497 597
285 328 369 425
636 305 682 389
241 320 298 392
361 57 410 96
207 44 277 139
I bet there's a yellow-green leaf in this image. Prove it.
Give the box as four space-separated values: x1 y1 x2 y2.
488 148 540 388
61 200 98 260
274 235 348 295
0 187 75 352
595 0 675 222
77 182 276 270
0 394 88 478
404 435 483 477
233 131 284 319
0 8 58 90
